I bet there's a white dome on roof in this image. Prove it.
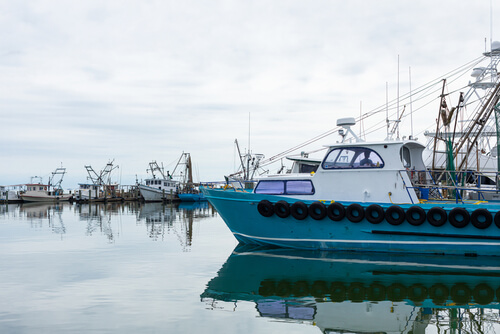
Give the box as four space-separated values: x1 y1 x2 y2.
471 67 485 77
336 117 356 127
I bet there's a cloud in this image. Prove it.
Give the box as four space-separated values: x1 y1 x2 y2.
0 0 498 186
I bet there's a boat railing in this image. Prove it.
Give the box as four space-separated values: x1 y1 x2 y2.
403 168 499 203
200 179 257 192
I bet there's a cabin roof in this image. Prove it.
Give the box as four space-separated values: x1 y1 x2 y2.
324 139 425 149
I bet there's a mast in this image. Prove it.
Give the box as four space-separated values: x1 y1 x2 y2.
234 139 247 180
431 80 447 170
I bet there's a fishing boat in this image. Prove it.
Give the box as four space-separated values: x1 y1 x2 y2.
20 167 72 202
74 160 122 201
138 161 179 202
201 245 500 332
0 185 22 203
139 153 204 202
202 117 500 256
74 183 101 200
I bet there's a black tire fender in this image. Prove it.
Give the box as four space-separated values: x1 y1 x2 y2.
346 203 364 223
308 201 327 220
406 206 426 226
427 207 447 227
327 202 345 221
449 207 470 228
365 204 385 224
494 211 500 229
274 200 290 218
290 201 308 220
385 205 405 225
471 208 493 229
257 200 274 217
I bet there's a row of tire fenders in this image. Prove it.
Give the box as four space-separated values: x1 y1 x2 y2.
256 199 500 229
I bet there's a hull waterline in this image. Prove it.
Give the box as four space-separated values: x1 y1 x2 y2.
202 187 500 256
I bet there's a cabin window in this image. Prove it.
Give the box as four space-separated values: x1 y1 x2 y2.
299 164 318 173
322 147 384 169
286 180 314 194
254 180 314 195
400 146 411 168
254 180 285 194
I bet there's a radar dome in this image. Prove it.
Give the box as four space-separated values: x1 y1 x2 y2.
471 67 485 77
492 41 500 51
336 117 356 127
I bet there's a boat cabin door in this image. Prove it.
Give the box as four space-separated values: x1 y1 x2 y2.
400 143 427 186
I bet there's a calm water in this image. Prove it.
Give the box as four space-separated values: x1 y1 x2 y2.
1 202 500 333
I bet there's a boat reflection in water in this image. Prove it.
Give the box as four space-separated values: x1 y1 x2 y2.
3 201 214 247
137 201 211 246
201 246 500 333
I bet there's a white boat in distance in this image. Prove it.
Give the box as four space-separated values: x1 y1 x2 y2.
138 161 179 202
20 167 72 202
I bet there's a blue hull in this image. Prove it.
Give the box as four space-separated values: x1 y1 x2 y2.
178 193 207 202
201 187 500 256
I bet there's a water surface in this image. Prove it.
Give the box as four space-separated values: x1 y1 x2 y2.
1 202 499 333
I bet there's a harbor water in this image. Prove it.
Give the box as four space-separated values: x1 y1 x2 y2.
1 202 500 333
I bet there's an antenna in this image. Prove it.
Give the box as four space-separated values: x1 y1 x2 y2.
359 100 362 139
385 82 389 138
409 66 414 139
490 0 494 85
248 112 251 156
397 54 400 140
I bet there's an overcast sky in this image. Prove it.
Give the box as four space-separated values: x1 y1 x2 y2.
1 0 498 188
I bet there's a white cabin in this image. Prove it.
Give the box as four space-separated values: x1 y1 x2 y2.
254 140 427 204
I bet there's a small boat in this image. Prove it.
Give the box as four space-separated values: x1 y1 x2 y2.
0 185 22 203
178 193 206 202
176 152 207 201
74 183 101 200
201 115 500 256
20 167 72 202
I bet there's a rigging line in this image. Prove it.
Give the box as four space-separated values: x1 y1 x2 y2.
360 56 483 123
262 56 486 166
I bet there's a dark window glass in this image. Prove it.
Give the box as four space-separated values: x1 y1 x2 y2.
299 164 319 173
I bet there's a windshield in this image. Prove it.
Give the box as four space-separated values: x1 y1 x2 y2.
322 147 384 169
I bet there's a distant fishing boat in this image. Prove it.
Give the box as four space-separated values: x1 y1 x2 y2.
138 161 179 202
139 153 205 202
0 185 22 203
20 167 72 202
74 160 121 201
